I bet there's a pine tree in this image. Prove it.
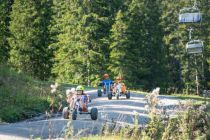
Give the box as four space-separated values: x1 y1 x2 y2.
9 0 52 80
161 0 209 93
51 0 87 84
52 0 117 85
109 10 129 78
119 0 167 89
161 0 188 93
139 0 167 90
0 0 13 63
108 0 168 89
200 0 210 89
126 0 150 88
49 0 68 52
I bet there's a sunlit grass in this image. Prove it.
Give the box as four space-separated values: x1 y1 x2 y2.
80 135 133 140
130 90 148 95
171 94 210 102
131 89 210 103
0 64 50 122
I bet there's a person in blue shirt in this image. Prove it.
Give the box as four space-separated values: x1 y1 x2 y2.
100 73 113 94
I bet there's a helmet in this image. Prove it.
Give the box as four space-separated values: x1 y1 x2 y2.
76 85 84 91
103 73 109 78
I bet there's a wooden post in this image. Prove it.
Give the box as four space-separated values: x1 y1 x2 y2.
195 56 199 95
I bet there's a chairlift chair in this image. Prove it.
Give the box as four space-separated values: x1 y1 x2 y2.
179 7 202 23
186 40 203 54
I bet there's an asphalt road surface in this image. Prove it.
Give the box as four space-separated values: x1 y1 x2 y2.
0 91 185 140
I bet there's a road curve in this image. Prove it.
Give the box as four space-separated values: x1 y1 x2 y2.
0 91 184 140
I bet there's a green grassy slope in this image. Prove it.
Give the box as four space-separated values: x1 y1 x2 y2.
0 65 50 122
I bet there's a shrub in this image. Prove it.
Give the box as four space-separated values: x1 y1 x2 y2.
0 64 50 122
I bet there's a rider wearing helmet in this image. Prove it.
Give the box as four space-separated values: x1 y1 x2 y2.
100 73 113 94
75 85 90 112
76 85 85 94
103 73 109 79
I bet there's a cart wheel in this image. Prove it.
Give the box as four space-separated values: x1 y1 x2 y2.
72 109 77 120
126 91 130 99
98 90 102 97
108 93 112 100
90 108 98 120
62 107 69 119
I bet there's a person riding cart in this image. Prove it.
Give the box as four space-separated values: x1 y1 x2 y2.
63 85 97 120
108 76 130 100
66 87 76 110
97 73 113 97
74 85 90 112
113 76 126 94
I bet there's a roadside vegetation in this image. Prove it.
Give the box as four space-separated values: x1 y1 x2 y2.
81 106 210 140
78 89 210 140
0 1 209 139
0 64 50 122
0 64 96 123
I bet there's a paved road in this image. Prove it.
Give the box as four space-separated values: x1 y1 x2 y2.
0 91 185 140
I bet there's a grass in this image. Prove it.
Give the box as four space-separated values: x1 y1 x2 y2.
79 91 210 140
0 64 208 123
58 82 96 91
80 135 133 140
0 64 50 123
172 94 210 116
130 90 148 95
131 89 210 115
171 93 210 103
0 64 96 123
131 89 210 103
